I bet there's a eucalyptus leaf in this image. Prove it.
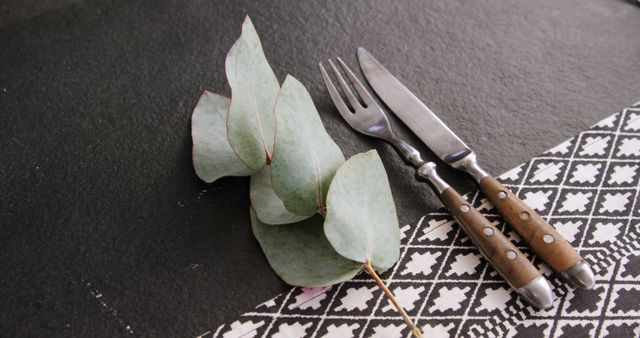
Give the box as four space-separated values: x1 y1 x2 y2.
324 150 400 272
250 165 309 225
270 76 345 217
251 209 361 287
225 16 279 171
191 92 254 182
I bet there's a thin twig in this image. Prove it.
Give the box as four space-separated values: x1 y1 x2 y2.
364 261 423 338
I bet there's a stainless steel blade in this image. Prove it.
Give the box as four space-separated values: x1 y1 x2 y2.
357 47 472 164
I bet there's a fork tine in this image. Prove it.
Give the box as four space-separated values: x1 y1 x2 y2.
319 62 354 119
336 57 376 107
327 59 362 110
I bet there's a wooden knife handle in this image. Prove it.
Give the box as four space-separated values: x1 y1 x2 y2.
441 187 540 288
479 175 581 273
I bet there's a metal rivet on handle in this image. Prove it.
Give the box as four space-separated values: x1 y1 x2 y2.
506 250 517 260
483 227 494 236
520 211 531 220
543 234 555 244
460 205 470 213
497 191 508 199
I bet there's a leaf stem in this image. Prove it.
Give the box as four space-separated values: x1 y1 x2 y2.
364 261 423 338
317 206 327 217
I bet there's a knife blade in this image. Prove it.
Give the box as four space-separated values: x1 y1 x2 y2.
357 49 472 165
357 47 595 289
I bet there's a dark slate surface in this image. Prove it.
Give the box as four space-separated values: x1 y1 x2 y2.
1 0 638 336
0 0 81 27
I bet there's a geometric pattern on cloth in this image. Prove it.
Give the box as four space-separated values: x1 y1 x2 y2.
206 103 640 338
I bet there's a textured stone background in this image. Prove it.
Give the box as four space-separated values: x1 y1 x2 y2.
0 0 80 27
1 0 639 336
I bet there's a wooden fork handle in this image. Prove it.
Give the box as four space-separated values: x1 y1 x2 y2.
441 187 540 289
479 176 582 273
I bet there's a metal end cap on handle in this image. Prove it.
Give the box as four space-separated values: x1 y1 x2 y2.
517 275 555 310
559 260 596 289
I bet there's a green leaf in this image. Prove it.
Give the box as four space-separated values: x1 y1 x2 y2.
324 150 401 272
251 209 361 287
270 76 345 217
191 92 254 182
250 165 309 225
225 16 279 171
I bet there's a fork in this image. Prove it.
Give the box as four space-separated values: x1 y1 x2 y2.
319 58 555 310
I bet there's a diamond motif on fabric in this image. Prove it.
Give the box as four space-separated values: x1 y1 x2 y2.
555 321 596 338
608 285 640 316
399 224 411 240
418 218 455 242
563 285 606 315
559 192 592 213
289 288 329 311
569 163 602 184
598 192 631 213
522 190 552 211
554 220 582 243
600 321 640 338
422 322 456 338
499 165 524 181
272 322 313 338
608 164 638 185
257 297 278 309
587 222 623 245
619 252 640 280
476 286 511 313
507 320 551 338
616 137 640 157
381 286 424 312
370 324 403 338
624 112 640 131
546 138 574 155
335 286 375 311
594 114 618 129
402 251 442 277
429 286 471 313
221 320 265 338
579 136 611 156
321 323 359 338
530 162 564 183
445 252 482 277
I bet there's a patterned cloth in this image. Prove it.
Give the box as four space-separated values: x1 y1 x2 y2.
208 104 640 338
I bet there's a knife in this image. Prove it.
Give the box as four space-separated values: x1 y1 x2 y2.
357 47 595 289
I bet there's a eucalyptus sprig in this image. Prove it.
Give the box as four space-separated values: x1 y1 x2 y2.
191 17 422 337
